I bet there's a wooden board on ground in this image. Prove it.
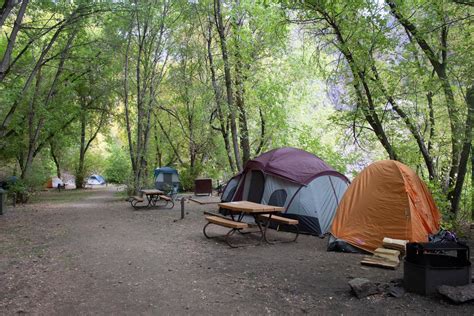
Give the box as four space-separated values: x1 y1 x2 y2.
382 237 408 254
374 248 400 261
189 196 221 204
361 256 399 270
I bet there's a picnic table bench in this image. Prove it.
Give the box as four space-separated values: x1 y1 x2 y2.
257 214 299 242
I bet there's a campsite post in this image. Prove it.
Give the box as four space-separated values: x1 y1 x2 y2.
180 197 185 219
0 188 5 215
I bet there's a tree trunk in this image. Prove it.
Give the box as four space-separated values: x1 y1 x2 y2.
0 0 16 29
123 28 136 174
50 143 61 178
21 66 42 180
75 109 87 189
75 103 107 189
214 0 242 171
156 119 183 164
255 107 266 155
448 86 474 215
427 91 435 154
232 0 250 166
0 0 28 81
234 51 250 165
386 1 461 196
21 28 76 180
206 16 236 172
471 144 474 221
153 112 162 168
370 63 435 179
0 18 65 135
316 8 398 160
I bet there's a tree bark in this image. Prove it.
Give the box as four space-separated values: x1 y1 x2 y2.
448 86 474 215
206 16 236 172
50 143 61 178
214 0 242 171
255 107 266 156
76 109 87 189
123 27 136 174
234 50 250 165
153 112 162 168
471 144 473 221
232 0 250 166
427 92 435 154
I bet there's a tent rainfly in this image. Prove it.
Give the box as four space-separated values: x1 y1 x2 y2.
221 147 350 236
87 175 106 185
328 160 441 253
154 167 179 191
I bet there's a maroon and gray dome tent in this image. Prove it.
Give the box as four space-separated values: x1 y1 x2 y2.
221 147 350 235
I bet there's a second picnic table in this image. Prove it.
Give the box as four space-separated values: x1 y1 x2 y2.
140 189 164 206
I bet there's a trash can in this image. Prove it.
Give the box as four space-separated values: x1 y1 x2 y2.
0 188 6 215
194 178 212 196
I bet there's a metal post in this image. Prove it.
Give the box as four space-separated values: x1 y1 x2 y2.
180 197 185 219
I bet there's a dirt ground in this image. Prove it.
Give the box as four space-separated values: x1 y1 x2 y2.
0 187 473 315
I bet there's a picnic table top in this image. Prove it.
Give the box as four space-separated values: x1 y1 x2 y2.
218 201 284 213
140 189 164 195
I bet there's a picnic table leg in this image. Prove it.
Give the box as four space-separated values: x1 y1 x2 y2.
224 229 238 248
202 222 239 248
131 199 140 209
249 215 265 245
254 214 274 244
202 222 212 239
151 195 158 206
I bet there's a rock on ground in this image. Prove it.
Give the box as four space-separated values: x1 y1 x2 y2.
348 278 381 299
438 284 474 304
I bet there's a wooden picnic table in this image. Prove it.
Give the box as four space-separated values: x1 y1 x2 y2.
203 201 286 247
139 189 165 207
129 189 175 210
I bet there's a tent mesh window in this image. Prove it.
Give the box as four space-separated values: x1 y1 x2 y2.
268 189 287 207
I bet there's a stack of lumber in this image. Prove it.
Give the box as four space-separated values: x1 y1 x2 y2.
361 248 401 269
382 237 408 255
360 238 408 270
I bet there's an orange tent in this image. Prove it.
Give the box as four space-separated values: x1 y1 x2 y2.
329 160 440 253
